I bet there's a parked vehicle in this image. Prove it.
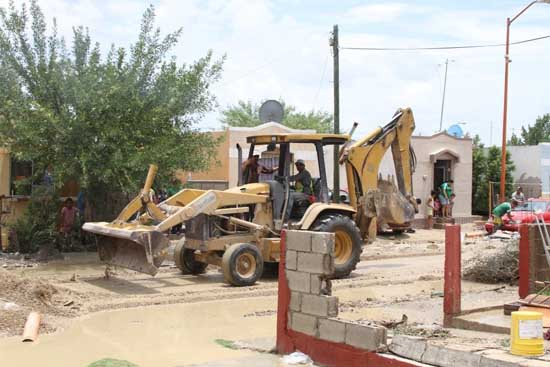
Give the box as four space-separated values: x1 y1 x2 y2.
485 198 550 233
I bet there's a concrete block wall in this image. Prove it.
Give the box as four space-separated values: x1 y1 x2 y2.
285 230 387 352
527 225 550 294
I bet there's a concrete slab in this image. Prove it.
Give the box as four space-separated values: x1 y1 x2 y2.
453 309 510 334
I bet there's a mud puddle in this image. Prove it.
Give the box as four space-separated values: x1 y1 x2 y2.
0 296 278 367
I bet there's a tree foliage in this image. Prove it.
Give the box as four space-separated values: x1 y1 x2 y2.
471 135 515 215
221 100 333 133
508 114 550 145
0 1 224 218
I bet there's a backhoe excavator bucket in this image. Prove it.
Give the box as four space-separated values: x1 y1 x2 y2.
83 222 170 275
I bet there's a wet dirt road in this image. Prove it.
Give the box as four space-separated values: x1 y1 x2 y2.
0 227 517 366
0 297 279 367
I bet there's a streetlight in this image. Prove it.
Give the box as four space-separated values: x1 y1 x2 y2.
500 0 550 203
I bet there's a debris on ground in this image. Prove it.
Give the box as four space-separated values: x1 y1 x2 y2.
0 268 85 337
379 314 408 328
87 359 139 367
281 351 312 365
463 239 519 284
393 323 450 338
214 338 239 350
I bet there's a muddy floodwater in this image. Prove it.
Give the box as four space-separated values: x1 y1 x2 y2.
0 296 278 367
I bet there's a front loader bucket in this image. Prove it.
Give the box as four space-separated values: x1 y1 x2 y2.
83 222 170 275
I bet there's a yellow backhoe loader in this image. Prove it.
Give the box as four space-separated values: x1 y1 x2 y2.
83 108 419 286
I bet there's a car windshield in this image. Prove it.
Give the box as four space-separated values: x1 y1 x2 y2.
513 201 548 212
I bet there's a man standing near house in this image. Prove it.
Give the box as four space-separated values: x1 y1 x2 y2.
511 187 525 205
439 180 454 218
242 155 277 184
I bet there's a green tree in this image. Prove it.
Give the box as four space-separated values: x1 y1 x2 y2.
221 100 333 133
520 114 550 145
507 114 550 145
0 1 224 219
471 135 515 215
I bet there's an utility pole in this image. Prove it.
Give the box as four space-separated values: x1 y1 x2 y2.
439 59 452 132
490 120 493 146
330 24 340 202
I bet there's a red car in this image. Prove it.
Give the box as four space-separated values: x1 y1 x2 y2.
485 198 550 233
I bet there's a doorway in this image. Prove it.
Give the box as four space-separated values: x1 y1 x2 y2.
433 159 452 190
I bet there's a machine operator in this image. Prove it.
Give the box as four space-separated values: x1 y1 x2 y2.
285 159 312 219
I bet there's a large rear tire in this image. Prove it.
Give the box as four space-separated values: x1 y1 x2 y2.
222 243 264 286
174 240 208 275
312 214 363 278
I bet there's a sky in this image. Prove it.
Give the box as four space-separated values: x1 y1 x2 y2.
2 0 549 145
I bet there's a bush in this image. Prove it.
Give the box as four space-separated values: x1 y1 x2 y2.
9 189 60 253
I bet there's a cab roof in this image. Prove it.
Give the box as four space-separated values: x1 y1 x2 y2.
246 133 350 145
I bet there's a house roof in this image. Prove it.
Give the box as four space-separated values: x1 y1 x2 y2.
228 121 315 134
413 130 472 141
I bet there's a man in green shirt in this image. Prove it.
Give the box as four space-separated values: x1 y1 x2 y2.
492 200 517 230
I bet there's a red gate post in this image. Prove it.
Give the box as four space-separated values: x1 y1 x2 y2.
276 230 294 354
518 224 530 299
444 224 461 327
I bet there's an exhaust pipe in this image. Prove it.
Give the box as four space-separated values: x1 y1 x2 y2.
237 143 243 186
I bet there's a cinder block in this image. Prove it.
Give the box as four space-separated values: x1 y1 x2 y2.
422 343 480 367
290 291 302 312
310 274 321 295
389 335 427 362
311 232 335 255
318 318 346 343
286 270 310 293
286 230 313 252
297 252 332 275
345 323 387 351
285 250 297 270
290 312 318 336
301 294 338 317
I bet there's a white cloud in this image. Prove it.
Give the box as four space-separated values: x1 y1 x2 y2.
344 3 407 23
1 0 548 144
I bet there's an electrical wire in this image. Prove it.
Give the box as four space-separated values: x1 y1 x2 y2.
312 51 330 110
340 34 550 51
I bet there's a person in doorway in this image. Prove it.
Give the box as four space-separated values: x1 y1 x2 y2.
439 180 454 218
242 154 278 184
511 187 525 205
492 200 518 232
285 159 312 219
426 190 436 229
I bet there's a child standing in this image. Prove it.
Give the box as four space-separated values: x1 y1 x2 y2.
426 190 436 229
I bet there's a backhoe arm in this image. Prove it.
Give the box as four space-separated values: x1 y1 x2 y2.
342 108 418 239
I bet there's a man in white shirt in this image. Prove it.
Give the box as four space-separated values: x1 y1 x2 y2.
511 187 525 205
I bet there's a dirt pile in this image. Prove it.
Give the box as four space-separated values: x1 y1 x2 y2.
0 269 86 337
463 239 519 284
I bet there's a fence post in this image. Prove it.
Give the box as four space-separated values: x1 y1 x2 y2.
444 224 461 327
518 224 530 299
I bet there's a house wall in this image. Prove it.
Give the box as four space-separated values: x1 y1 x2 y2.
507 145 542 198
188 130 230 183
540 143 550 198
379 133 473 217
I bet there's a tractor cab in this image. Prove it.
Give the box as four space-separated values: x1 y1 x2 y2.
239 133 350 222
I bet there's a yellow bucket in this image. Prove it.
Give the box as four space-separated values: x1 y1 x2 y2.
510 311 544 356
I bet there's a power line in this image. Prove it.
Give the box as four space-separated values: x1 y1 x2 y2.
312 51 330 110
340 34 550 51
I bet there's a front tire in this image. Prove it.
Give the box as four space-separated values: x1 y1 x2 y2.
222 243 264 286
312 214 363 278
174 240 208 275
